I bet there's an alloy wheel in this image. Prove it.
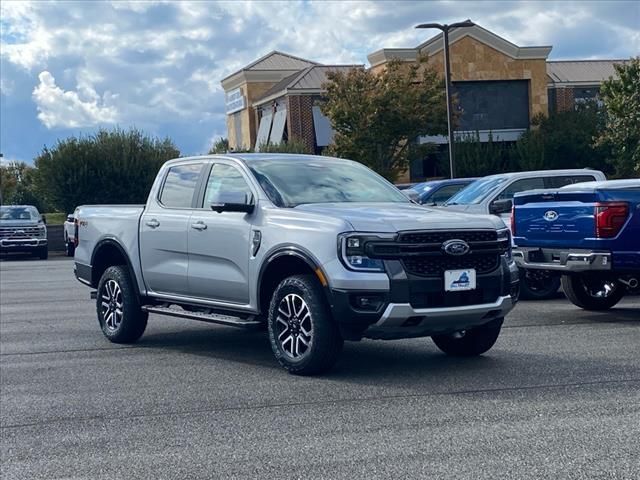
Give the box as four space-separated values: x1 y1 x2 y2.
101 279 124 331
275 293 313 359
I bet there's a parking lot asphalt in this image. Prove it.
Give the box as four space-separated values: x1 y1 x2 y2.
1 257 639 479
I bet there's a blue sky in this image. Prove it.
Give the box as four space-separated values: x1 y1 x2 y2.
1 0 639 164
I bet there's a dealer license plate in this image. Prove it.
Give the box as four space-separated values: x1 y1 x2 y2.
444 269 476 292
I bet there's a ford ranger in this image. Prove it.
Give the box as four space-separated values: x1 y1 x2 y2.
512 179 640 310
73 154 519 375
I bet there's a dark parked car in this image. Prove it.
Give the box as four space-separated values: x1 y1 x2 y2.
407 178 477 205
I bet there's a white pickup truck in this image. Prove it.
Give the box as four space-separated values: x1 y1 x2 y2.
74 153 519 375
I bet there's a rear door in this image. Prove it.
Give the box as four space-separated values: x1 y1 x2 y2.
140 162 204 296
187 162 254 304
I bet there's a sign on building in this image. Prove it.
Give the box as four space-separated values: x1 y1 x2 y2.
225 88 246 114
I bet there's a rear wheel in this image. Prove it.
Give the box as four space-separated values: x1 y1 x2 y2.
96 266 148 343
267 274 343 375
519 268 560 300
561 274 625 310
432 318 503 356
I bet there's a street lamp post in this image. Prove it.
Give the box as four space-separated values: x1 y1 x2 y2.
416 20 475 179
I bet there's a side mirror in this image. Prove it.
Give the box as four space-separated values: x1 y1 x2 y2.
210 191 254 214
490 199 513 215
66 214 74 223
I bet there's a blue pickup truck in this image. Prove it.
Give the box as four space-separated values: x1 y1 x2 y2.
512 179 640 310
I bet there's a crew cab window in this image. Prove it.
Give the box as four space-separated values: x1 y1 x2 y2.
544 175 595 188
496 178 545 200
159 164 203 208
203 164 252 206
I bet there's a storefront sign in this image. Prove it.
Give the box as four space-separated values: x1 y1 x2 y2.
225 88 246 114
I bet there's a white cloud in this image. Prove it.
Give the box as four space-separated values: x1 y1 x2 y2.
32 71 118 128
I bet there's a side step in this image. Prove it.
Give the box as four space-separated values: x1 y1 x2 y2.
142 305 262 329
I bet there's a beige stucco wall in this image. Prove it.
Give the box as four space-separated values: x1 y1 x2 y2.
426 36 548 120
226 82 277 150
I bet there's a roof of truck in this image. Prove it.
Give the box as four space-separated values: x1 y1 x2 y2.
560 179 640 191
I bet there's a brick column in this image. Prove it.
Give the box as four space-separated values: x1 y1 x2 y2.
287 95 316 152
555 87 575 112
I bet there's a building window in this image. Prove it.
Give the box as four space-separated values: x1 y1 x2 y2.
453 80 530 131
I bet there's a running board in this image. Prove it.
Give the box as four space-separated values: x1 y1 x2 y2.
142 305 262 328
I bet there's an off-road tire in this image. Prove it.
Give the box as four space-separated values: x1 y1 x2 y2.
96 265 148 343
267 274 343 375
561 274 625 311
432 318 503 356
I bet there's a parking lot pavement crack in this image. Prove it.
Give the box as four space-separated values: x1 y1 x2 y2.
2 378 638 431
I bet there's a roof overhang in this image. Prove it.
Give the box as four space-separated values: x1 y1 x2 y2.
221 69 305 91
368 24 552 68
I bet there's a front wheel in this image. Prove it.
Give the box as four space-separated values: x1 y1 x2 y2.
38 246 48 260
267 274 343 375
66 241 75 257
561 274 625 311
519 268 560 300
96 266 148 343
432 318 503 356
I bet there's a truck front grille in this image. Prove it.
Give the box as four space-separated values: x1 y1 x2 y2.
0 226 43 239
402 253 500 277
366 229 507 278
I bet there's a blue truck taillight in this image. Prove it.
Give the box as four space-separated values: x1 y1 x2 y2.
595 202 629 238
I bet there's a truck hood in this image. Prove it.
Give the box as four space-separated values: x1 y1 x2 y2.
440 203 486 214
294 203 505 232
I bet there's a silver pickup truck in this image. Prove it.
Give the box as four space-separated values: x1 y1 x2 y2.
74 154 519 375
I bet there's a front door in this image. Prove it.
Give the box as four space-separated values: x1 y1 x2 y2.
140 162 203 296
187 163 254 304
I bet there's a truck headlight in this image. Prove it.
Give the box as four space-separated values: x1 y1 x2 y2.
338 233 395 272
497 228 512 261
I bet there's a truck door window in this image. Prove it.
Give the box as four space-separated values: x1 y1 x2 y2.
544 175 595 188
159 164 203 208
203 164 252 206
495 178 544 200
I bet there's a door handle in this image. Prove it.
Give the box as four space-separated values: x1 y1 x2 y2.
145 219 160 229
191 221 207 231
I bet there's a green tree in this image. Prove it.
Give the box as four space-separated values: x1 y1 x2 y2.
596 57 640 177
452 132 519 177
516 104 610 173
208 137 229 154
0 161 47 211
34 128 180 212
321 56 447 181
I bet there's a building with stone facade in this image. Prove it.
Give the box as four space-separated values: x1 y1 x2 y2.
220 22 624 179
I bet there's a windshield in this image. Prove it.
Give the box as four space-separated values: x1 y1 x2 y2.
0 206 38 221
248 158 409 207
445 177 508 205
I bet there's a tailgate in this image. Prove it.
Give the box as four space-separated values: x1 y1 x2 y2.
513 190 597 247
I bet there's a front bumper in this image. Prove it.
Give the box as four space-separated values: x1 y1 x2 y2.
364 295 514 340
328 258 519 341
0 238 47 251
513 247 611 272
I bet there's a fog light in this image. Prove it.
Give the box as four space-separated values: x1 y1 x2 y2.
351 294 384 311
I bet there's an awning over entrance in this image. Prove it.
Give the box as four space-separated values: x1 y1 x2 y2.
255 113 273 151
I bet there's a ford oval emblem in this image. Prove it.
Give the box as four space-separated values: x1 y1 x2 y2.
544 210 559 222
442 239 470 256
